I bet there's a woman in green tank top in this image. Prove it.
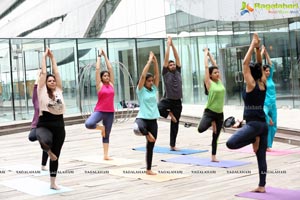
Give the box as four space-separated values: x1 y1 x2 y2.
197 48 225 162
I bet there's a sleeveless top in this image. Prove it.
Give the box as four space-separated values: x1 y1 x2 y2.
94 84 115 112
206 80 225 113
243 82 266 122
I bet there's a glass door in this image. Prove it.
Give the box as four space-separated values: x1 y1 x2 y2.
221 46 248 106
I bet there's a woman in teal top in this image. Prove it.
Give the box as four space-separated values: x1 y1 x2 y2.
133 51 160 175
261 45 277 151
198 48 225 162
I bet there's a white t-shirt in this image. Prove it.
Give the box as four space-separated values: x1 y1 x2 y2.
38 84 65 116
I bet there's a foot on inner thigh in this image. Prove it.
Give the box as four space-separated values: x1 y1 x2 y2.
146 133 156 142
47 150 57 161
169 112 177 123
252 136 260 153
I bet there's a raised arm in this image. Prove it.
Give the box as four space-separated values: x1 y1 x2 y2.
204 48 211 91
95 53 102 92
153 55 159 87
261 45 272 65
38 49 48 88
48 49 62 90
138 52 154 90
254 42 266 84
163 37 171 67
208 51 217 67
170 37 181 67
101 49 114 85
243 33 259 91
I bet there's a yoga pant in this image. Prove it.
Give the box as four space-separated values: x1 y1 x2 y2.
85 111 114 143
134 118 158 170
36 112 65 177
198 108 224 155
226 121 268 187
264 103 277 148
158 98 182 147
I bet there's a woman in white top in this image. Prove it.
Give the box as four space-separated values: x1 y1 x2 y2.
36 48 66 190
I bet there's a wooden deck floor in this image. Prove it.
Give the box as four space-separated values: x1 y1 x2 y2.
0 119 299 200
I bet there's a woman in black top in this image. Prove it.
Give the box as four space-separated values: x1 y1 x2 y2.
226 33 268 193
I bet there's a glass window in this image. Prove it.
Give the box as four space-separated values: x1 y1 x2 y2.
0 40 12 122
47 39 79 115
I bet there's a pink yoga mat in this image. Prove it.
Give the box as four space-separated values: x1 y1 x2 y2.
236 186 300 200
227 146 300 156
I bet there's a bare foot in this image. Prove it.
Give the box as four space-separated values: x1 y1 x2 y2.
47 150 57 161
266 148 272 152
169 112 177 123
41 165 47 171
96 125 106 138
211 121 217 133
252 136 260 153
103 156 113 160
146 170 157 175
146 133 156 142
50 184 60 190
251 186 266 193
170 146 179 151
232 120 241 128
211 155 219 162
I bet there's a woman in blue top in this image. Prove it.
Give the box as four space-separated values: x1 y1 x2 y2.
226 33 268 193
133 51 160 175
261 45 277 151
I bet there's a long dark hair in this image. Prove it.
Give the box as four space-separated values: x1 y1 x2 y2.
136 73 153 86
100 70 110 82
46 74 56 100
249 62 262 81
204 66 219 95
263 64 270 71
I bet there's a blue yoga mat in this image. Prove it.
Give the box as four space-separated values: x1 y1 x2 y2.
162 156 251 168
133 146 208 155
0 177 73 196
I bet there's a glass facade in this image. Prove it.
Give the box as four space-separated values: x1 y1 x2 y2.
0 1 300 124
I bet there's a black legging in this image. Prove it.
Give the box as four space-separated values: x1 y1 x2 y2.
198 108 224 155
226 121 268 186
158 98 182 147
41 151 48 166
134 118 158 170
36 112 65 177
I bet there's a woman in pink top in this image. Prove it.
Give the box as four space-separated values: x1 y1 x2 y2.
85 49 115 160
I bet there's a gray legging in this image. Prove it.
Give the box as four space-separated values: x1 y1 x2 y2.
198 108 224 155
226 121 268 187
85 111 114 143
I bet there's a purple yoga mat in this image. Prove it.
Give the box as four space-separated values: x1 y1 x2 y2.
236 186 300 200
161 156 251 168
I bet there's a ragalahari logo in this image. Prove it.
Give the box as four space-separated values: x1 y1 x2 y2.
240 1 254 15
